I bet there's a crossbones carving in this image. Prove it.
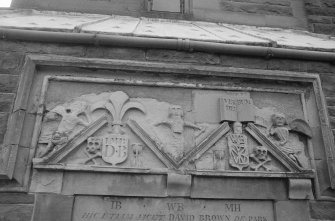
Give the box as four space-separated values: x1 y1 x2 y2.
250 146 271 171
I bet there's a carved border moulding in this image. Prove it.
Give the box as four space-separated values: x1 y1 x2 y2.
1 55 334 194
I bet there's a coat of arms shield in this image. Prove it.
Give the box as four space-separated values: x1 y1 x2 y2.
101 134 129 165
228 134 249 170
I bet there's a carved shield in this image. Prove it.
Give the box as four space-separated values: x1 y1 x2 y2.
101 134 128 165
228 134 249 171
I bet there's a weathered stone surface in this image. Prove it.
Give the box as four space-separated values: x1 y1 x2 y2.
305 0 321 7
220 55 267 69
0 75 19 94
0 112 9 144
219 1 293 16
0 204 34 221
85 47 146 61
0 94 15 113
311 126 326 160
310 201 335 220
32 193 74 221
308 15 333 24
146 50 220 65
81 16 140 35
321 0 335 8
326 97 335 106
288 179 313 199
12 147 30 184
73 196 275 221
315 159 332 192
191 177 287 200
135 18 221 42
0 11 108 31
0 41 86 56
275 200 310 221
3 110 26 146
0 193 34 204
167 173 191 197
233 0 290 7
306 7 335 16
30 170 63 194
0 52 23 74
313 24 335 35
62 172 167 196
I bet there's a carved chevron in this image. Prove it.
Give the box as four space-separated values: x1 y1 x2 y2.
127 119 177 169
42 116 108 164
187 122 230 163
128 119 231 169
246 123 302 172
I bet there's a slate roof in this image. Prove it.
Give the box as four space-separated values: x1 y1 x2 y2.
1 9 335 52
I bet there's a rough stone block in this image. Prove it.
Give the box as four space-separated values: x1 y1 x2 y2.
327 106 335 117
85 47 146 61
308 15 332 24
311 126 326 160
12 147 30 185
315 159 332 192
326 97 335 106
288 179 314 199
30 170 63 194
0 94 15 113
220 55 267 69
220 1 293 16
305 0 321 7
313 23 335 35
267 59 332 73
306 7 335 17
310 201 335 220
321 0 335 8
167 173 191 197
191 177 287 200
0 193 34 204
0 52 23 75
32 193 74 221
275 200 310 221
0 204 34 221
3 110 26 146
0 75 19 94
0 113 9 144
0 41 86 56
18 113 36 148
233 0 290 7
146 50 220 65
62 172 167 196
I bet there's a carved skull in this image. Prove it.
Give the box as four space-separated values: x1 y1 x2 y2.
255 146 268 161
86 137 102 154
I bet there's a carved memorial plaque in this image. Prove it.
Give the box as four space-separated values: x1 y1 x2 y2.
32 76 313 175
73 196 274 221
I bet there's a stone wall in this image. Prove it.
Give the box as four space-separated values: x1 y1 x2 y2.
0 39 335 220
305 0 335 35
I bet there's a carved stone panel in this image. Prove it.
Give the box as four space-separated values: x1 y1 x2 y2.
30 75 315 178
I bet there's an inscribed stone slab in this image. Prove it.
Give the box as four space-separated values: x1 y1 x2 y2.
73 196 274 221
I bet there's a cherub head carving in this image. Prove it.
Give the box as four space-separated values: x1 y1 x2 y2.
232 121 243 134
86 137 102 154
255 146 268 161
51 131 68 145
271 113 287 127
168 105 184 118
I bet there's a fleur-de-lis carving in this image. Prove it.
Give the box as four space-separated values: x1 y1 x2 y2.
92 91 146 134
